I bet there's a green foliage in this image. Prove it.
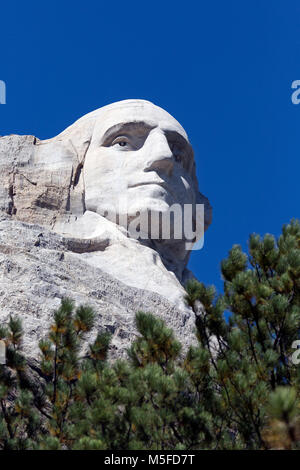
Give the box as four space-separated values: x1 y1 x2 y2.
0 219 299 449
184 218 300 449
0 315 40 449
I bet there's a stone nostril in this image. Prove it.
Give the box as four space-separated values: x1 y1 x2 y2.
144 156 174 176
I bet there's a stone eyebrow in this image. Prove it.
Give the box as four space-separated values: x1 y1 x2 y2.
163 129 190 147
162 129 194 172
101 121 155 145
164 128 193 153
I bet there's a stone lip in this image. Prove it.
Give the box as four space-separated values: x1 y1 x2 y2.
0 214 197 362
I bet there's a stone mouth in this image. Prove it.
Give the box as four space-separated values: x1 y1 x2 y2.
128 182 177 200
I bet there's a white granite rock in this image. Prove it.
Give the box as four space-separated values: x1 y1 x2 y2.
0 100 212 361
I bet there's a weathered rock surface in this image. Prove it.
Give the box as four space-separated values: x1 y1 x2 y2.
0 214 196 360
0 100 212 363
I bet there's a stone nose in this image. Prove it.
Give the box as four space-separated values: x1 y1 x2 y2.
143 128 174 176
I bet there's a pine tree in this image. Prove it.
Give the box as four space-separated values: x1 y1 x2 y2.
0 316 40 449
37 298 96 447
185 219 300 449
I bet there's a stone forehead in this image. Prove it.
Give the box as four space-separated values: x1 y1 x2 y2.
75 99 189 141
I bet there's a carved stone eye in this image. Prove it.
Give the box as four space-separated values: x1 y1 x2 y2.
111 137 129 147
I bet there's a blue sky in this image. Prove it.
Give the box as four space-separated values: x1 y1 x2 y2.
0 1 299 293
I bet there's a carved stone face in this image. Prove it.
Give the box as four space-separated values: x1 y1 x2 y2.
0 99 211 258
83 100 198 223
